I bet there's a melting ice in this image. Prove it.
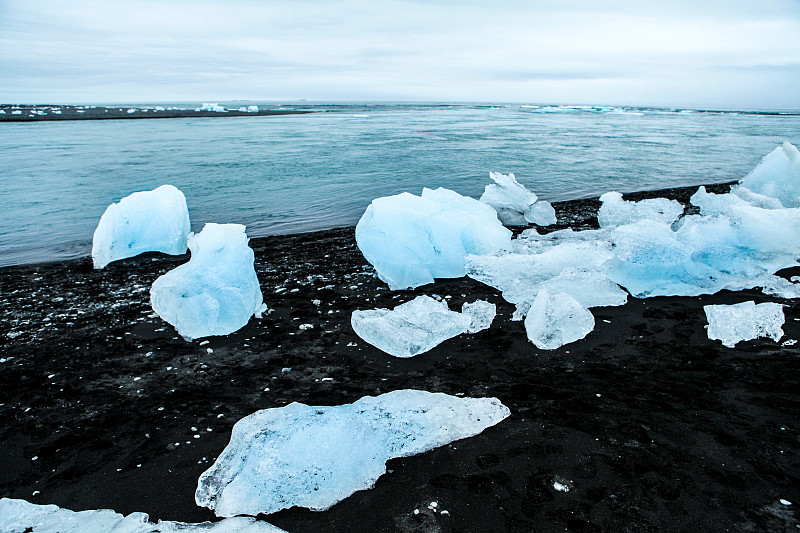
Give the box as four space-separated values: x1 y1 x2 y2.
195 390 510 517
704 301 785 348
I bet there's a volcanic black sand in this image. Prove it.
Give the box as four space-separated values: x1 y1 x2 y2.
0 104 313 122
1 183 798 532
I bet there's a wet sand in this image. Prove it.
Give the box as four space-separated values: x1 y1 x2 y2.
0 105 313 122
1 183 798 532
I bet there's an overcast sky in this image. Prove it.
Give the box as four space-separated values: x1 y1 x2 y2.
1 0 799 108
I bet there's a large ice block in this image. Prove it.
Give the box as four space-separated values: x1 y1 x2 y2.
597 191 684 228
704 301 784 348
524 288 595 349
195 390 510 517
479 171 556 226
355 188 512 290
738 142 800 207
150 223 266 340
92 184 190 269
0 497 287 533
350 295 494 357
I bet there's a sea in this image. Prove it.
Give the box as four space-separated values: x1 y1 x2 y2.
0 102 797 268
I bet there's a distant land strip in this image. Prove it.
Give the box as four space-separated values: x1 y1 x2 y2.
0 104 317 122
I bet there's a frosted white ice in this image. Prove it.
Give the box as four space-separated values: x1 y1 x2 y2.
150 223 266 340
739 142 800 207
759 275 800 299
91 185 190 269
524 289 595 350
195 390 510 517
350 295 492 357
355 188 511 290
197 103 227 112
704 301 784 348
597 191 684 228
461 300 497 333
0 497 287 533
479 171 556 226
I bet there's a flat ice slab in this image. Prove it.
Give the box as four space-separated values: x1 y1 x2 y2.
0 497 287 533
150 223 266 340
355 188 511 290
524 289 595 350
195 390 510 517
480 171 556 226
704 301 784 348
351 295 495 357
92 185 190 269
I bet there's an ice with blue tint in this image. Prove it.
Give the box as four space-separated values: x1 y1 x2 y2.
0 497 287 533
524 288 595 350
195 390 510 517
738 142 800 208
355 188 512 290
91 185 190 269
480 171 556 226
704 301 784 348
597 191 684 228
150 223 266 340
351 295 494 357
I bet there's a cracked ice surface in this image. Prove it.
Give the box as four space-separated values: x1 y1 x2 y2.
151 223 266 340
704 301 785 348
195 390 510 517
0 498 287 533
351 295 494 357
92 185 190 269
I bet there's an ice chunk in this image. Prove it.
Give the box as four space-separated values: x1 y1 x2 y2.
351 295 477 357
758 275 800 299
355 188 511 290
150 223 266 340
597 191 684 228
197 103 227 112
92 185 190 269
739 142 800 207
247 105 259 113
479 171 555 226
704 301 784 348
195 390 510 517
0 497 287 532
461 299 496 333
524 288 595 349
690 186 782 215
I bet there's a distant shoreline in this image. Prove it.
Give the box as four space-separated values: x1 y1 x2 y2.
0 104 316 122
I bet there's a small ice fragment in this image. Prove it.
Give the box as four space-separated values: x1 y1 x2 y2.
782 339 797 346
524 289 595 350
553 481 570 492
461 300 496 333
780 498 792 505
479 171 555 226
195 390 510 517
298 324 314 330
704 301 784 348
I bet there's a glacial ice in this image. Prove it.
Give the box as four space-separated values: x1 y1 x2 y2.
524 288 595 350
0 497 287 533
91 185 190 269
479 171 556 226
197 103 227 112
738 142 800 208
350 295 494 357
150 223 266 340
195 390 510 517
597 191 684 228
704 301 784 348
355 188 512 290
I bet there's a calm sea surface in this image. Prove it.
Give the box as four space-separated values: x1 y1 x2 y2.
1 103 798 267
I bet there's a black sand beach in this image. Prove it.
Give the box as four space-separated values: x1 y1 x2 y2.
1 183 798 532
0 105 313 122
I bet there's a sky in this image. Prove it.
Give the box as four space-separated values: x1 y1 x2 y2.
1 0 799 109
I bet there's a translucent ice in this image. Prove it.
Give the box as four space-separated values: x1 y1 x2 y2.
524 288 595 350
150 223 266 340
355 188 511 290
92 185 190 269
0 497 287 533
479 171 556 226
195 390 510 517
704 301 784 348
739 142 800 207
597 191 684 228
461 299 497 333
351 295 492 357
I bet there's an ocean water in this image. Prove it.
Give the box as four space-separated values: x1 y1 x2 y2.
0 103 797 267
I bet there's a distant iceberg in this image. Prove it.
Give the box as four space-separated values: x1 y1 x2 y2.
92 185 190 269
356 187 511 290
195 390 510 517
150 223 266 340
